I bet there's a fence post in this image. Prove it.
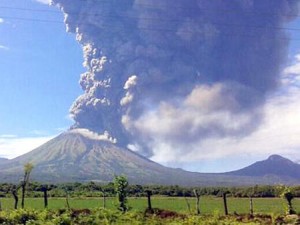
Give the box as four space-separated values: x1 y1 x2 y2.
184 196 191 214
193 189 200 215
249 196 253 215
223 192 228 215
43 189 48 208
146 190 152 211
103 192 106 209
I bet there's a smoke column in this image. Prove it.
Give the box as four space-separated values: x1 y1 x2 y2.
51 0 299 157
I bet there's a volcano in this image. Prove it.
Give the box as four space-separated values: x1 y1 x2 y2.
0 131 207 185
226 154 300 180
0 132 299 186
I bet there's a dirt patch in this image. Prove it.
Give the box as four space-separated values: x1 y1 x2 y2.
144 208 186 219
70 208 92 218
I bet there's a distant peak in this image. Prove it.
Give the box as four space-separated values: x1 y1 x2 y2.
268 154 285 161
267 155 294 164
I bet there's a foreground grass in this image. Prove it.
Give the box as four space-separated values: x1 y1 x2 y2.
0 208 299 225
1 197 299 215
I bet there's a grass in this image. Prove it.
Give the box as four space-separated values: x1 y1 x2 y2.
0 208 287 225
0 198 300 225
0 196 299 215
129 196 300 215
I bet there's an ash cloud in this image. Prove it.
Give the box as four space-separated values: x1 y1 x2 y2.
52 0 299 157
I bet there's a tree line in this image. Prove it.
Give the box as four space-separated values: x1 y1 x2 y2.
1 181 300 199
0 163 299 217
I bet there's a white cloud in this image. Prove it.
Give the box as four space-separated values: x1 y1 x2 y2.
120 75 138 106
30 130 49 136
120 92 134 106
0 136 54 159
69 128 117 143
282 54 300 88
0 18 4 23
284 54 300 75
35 0 51 4
0 45 9 51
124 75 138 90
0 134 17 138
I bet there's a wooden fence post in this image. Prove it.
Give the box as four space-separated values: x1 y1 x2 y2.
146 190 152 211
249 196 253 215
43 188 48 208
223 192 228 215
193 189 200 215
103 192 106 209
65 190 70 210
184 196 191 214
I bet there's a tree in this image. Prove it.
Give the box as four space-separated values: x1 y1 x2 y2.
11 185 19 209
21 163 34 209
35 184 54 208
114 175 129 212
280 186 296 215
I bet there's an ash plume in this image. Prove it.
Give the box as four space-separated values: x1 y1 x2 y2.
51 0 299 157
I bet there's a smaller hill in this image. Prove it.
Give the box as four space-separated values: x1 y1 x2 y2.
0 158 8 164
226 155 300 181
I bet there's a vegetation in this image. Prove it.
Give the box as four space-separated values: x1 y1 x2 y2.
1 182 300 199
0 196 299 214
21 163 34 209
0 169 299 224
279 186 296 215
1 208 298 225
113 175 129 212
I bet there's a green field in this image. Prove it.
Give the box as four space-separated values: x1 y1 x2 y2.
1 196 299 215
0 197 299 224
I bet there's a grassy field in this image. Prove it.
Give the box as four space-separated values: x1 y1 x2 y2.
1 196 299 215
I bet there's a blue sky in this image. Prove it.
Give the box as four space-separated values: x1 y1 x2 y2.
0 1 83 133
0 0 84 157
0 0 300 172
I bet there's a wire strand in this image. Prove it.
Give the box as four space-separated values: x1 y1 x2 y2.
1 15 300 42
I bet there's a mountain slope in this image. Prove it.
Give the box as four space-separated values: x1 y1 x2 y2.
0 158 8 164
0 132 175 184
226 154 300 180
0 132 299 186
0 131 208 185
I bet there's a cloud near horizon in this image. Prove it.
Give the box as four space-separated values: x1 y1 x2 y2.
0 45 9 51
35 0 51 5
0 135 54 159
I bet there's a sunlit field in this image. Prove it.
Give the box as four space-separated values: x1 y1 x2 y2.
1 196 299 215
